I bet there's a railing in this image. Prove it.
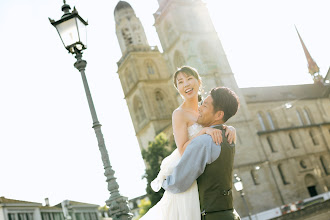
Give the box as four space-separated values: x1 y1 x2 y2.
241 191 330 220
117 45 159 67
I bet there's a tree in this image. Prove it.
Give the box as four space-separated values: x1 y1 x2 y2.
137 198 151 219
98 205 109 218
141 132 176 209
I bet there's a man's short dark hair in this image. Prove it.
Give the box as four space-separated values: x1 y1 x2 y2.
210 87 240 122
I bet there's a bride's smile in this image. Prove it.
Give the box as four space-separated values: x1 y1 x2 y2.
176 72 200 100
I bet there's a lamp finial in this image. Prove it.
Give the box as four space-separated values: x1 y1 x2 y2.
61 0 71 18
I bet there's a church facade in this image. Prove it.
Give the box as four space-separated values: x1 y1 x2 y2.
113 0 330 216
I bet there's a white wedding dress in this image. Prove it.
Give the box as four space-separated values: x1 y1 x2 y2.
141 123 203 220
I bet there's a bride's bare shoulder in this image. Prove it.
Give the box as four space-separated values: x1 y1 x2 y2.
173 107 184 114
172 107 186 122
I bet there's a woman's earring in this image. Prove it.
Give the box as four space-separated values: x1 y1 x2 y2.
198 88 202 102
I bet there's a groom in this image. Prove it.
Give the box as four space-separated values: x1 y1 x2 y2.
163 87 241 220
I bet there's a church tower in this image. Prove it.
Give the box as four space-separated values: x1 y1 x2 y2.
153 0 267 166
114 0 269 175
114 1 330 216
114 1 149 53
154 0 237 92
114 1 179 150
114 0 297 214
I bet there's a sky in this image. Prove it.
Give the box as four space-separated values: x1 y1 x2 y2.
0 0 329 207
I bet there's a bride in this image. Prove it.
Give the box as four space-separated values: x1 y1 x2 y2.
141 66 236 220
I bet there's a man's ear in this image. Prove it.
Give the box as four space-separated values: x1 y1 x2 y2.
215 111 224 121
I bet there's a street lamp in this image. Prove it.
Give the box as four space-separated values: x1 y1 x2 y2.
49 1 132 220
234 174 252 220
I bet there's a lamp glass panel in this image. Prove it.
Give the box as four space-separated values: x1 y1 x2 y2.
234 181 243 191
56 18 79 47
76 18 87 48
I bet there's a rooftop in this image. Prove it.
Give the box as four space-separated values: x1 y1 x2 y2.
241 83 330 103
0 196 41 205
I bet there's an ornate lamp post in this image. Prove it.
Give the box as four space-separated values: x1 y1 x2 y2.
234 174 252 220
49 1 132 219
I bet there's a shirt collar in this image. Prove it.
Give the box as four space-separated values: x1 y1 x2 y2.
210 124 223 128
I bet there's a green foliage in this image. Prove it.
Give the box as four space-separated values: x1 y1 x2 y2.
98 204 109 218
137 198 151 219
98 205 109 211
141 133 176 207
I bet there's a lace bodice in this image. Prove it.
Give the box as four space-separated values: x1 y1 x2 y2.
188 123 203 139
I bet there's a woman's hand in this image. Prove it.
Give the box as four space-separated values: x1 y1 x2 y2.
204 127 223 145
223 125 236 144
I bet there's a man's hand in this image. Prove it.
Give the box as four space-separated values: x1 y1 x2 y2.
223 125 236 144
204 127 222 145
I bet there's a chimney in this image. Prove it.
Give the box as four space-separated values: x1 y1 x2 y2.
45 198 50 206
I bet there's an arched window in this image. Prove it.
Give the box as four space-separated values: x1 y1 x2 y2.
121 27 133 47
145 60 156 75
197 41 217 72
296 109 304 125
320 156 330 175
126 69 134 87
309 129 319 145
134 97 146 124
251 168 260 185
147 63 155 74
164 21 175 44
198 41 216 62
266 136 276 152
266 111 276 130
257 112 267 131
278 164 290 185
155 91 167 116
137 34 142 44
300 160 307 169
173 50 185 69
289 132 297 149
303 107 313 125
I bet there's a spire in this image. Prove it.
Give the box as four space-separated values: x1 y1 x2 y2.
295 26 323 83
